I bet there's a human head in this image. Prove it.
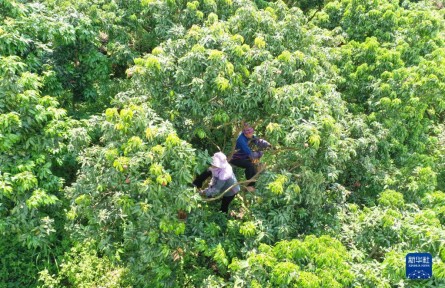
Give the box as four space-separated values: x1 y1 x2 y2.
211 152 229 168
242 123 254 138
210 152 233 180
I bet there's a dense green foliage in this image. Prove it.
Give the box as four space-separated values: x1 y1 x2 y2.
2 0 445 287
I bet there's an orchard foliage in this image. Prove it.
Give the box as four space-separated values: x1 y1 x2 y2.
0 52 78 286
2 0 445 287
63 95 200 286
230 235 354 287
0 0 141 114
130 0 357 233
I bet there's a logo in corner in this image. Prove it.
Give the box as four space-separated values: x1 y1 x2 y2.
406 252 432 280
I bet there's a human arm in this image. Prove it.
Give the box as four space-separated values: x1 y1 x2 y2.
247 136 270 159
202 176 227 197
253 136 271 149
251 151 263 159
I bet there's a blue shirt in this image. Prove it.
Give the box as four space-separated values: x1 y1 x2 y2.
232 133 252 160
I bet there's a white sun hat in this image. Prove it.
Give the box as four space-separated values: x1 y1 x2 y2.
211 152 229 168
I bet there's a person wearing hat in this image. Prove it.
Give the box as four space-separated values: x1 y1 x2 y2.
200 152 240 213
230 123 271 191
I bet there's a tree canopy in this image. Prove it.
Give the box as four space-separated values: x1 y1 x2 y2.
1 0 445 287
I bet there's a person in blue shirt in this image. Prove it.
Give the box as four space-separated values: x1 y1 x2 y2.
192 124 270 191
230 123 271 191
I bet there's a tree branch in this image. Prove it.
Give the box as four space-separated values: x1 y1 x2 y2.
201 164 267 202
307 5 322 23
